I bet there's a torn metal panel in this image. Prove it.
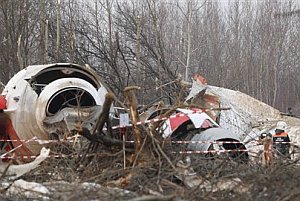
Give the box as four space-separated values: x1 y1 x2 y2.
187 127 249 161
185 74 221 122
161 108 219 139
0 147 50 180
43 106 102 136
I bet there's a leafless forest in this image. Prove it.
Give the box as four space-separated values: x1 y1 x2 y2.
1 1 300 201
0 0 300 113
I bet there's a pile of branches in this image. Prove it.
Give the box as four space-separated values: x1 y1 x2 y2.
2 85 300 201
12 141 300 201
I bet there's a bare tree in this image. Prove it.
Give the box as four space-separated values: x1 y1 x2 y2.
0 0 41 82
1 0 300 115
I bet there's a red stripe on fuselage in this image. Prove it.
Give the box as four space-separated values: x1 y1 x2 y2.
0 112 34 162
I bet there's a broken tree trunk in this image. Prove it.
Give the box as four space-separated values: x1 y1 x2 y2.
262 136 273 167
79 127 134 148
124 86 142 162
93 91 115 134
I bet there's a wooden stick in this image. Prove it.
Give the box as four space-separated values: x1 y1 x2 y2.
93 92 115 134
124 86 141 160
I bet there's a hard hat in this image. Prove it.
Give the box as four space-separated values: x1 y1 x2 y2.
260 132 272 139
276 121 288 131
260 133 268 139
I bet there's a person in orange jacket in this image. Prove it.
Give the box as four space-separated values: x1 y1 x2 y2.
272 121 291 159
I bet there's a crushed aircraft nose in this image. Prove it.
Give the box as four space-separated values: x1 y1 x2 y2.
0 63 113 158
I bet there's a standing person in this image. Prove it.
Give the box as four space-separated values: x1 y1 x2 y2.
272 121 291 159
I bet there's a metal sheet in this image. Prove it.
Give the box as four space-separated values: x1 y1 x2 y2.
187 127 241 151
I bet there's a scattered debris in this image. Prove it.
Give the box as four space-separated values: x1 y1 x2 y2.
0 147 50 180
7 179 50 200
0 64 300 200
175 157 204 188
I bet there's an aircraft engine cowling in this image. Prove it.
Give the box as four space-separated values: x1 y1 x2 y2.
35 78 103 136
1 63 112 157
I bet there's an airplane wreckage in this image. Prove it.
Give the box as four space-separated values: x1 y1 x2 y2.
0 63 300 165
0 63 111 158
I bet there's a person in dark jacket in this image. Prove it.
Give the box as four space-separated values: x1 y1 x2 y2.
272 121 291 159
